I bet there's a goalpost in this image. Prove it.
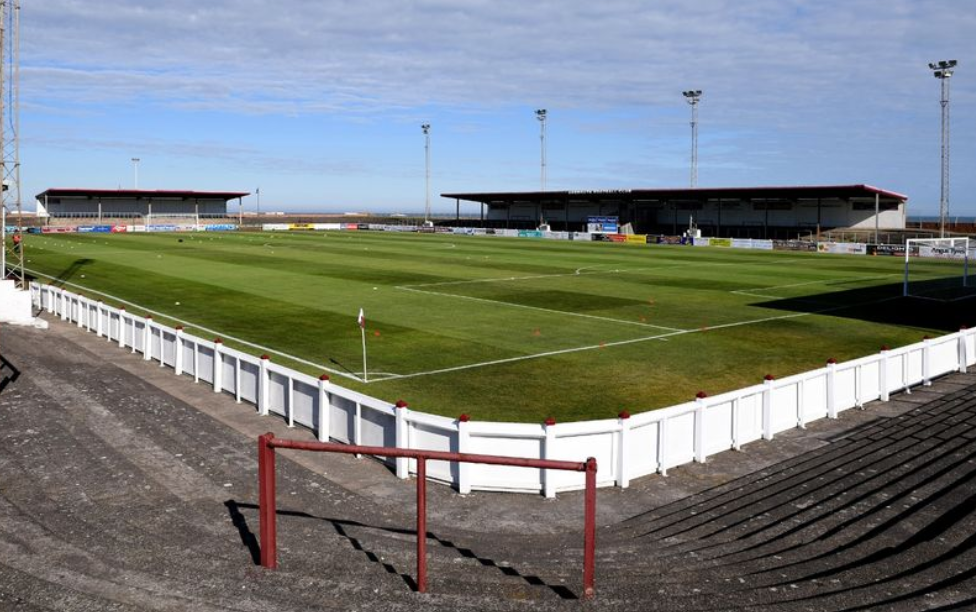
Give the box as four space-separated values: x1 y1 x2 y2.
903 237 973 299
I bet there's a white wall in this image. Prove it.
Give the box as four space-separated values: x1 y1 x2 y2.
32 282 975 497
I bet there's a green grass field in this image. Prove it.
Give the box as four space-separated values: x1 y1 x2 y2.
17 231 975 422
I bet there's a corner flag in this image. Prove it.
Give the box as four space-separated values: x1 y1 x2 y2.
358 308 367 382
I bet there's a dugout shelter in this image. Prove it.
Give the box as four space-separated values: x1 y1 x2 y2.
442 184 907 239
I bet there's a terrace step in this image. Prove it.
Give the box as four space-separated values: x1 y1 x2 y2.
3 321 976 610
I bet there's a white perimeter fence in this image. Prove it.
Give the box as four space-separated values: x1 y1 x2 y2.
32 282 976 498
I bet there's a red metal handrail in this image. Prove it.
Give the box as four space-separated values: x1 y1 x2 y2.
257 433 598 599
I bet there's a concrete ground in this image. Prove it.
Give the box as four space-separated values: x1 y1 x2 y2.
1 314 975 610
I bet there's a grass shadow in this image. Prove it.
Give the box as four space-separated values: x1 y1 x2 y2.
49 258 95 288
748 278 975 332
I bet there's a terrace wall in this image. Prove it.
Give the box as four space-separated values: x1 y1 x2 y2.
31 282 976 497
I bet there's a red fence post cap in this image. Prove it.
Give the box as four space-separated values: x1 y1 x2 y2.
175 325 184 331
695 390 708 399
395 399 408 409
764 374 775 381
214 337 222 344
544 417 557 426
119 307 126 311
458 413 471 422
618 410 631 419
146 315 153 320
261 354 271 360
826 357 837 364
923 335 931 340
319 373 330 381
880 345 890 352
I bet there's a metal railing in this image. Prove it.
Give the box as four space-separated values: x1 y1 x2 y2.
257 433 598 599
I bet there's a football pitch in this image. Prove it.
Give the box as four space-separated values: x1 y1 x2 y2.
20 231 974 422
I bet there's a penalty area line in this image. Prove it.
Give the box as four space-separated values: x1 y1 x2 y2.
396 285 685 333
384 293 903 381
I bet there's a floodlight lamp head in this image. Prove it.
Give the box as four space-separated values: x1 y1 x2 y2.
535 108 547 121
421 123 430 134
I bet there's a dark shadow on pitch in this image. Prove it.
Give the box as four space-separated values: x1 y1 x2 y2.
50 258 94 288
744 277 974 332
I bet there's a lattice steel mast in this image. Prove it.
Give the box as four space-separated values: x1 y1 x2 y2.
929 60 957 239
1 0 24 287
682 90 702 188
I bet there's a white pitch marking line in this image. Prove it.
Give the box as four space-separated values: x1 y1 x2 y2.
396 285 685 332
731 273 901 299
26 268 366 383
383 294 902 381
402 255 808 292
403 268 619 289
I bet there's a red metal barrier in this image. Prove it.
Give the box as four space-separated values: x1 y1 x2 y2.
257 433 598 599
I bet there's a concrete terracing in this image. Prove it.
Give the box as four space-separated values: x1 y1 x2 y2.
1 316 975 610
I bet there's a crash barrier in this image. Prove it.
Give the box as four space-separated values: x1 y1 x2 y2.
30 282 976 498
257 433 597 598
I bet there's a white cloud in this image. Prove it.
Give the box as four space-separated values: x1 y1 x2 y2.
24 0 973 115
16 0 976 212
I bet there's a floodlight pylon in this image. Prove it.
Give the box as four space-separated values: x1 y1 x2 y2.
930 60 957 238
0 0 24 288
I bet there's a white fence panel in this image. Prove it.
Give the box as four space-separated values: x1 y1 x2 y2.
551 421 618 491
802 372 829 421
162 331 177 368
180 339 196 378
220 353 239 398
197 345 215 384
770 382 799 435
149 326 162 363
267 371 288 418
28 283 976 498
132 319 147 353
360 404 396 448
329 395 357 444
467 424 545 492
904 347 925 387
858 361 882 405
238 359 259 404
703 400 734 455
833 367 858 414
930 337 960 377
291 380 318 429
626 420 661 478
736 392 764 445
409 415 459 483
108 312 121 342
664 409 696 469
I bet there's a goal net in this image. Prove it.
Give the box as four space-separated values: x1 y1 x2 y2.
903 237 976 300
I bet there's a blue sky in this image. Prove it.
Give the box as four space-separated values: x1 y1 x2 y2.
19 0 976 216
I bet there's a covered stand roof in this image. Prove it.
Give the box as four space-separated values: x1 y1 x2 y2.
36 188 250 200
443 184 908 204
